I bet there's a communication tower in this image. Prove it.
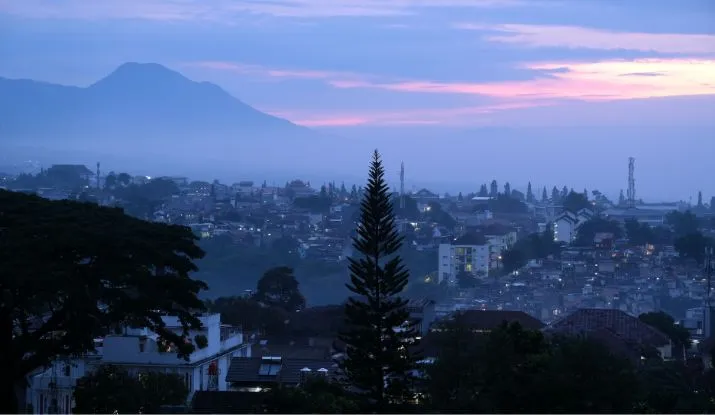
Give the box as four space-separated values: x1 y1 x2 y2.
626 157 636 208
96 162 101 190
399 162 405 210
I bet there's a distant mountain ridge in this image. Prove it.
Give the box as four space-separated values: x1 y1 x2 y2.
0 62 314 146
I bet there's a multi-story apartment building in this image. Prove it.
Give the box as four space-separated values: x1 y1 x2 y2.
438 233 491 285
25 314 250 414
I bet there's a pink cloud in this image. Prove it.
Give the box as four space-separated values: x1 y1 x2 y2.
266 100 554 127
455 23 715 55
190 58 715 103
186 58 715 127
268 95 715 128
329 58 715 101
0 0 529 21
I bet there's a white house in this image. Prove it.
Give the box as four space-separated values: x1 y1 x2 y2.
438 233 491 285
553 208 594 244
553 213 578 244
25 314 250 414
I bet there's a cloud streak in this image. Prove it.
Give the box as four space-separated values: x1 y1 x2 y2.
330 59 715 101
183 61 371 83
191 58 715 103
455 23 715 55
268 101 546 127
0 0 530 21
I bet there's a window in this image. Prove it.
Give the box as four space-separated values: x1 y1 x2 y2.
63 364 70 377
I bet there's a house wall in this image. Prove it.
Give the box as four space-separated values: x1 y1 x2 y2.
25 314 250 414
438 243 490 285
554 219 575 244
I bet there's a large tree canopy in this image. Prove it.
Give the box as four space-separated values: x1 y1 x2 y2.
254 266 306 312
0 190 208 412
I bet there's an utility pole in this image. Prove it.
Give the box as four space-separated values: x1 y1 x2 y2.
705 247 714 339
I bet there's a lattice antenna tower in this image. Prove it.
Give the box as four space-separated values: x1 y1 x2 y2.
399 162 405 209
96 162 101 190
627 157 636 208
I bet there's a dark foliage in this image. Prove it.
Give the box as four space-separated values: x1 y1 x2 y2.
425 201 456 228
674 232 714 265
625 218 656 246
0 190 207 413
501 226 560 272
264 377 360 413
574 217 623 246
488 194 528 214
206 297 290 336
666 211 700 238
427 321 640 413
254 266 306 312
561 191 591 213
293 195 332 213
73 365 188 413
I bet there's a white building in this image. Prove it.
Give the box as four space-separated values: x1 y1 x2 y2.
25 314 250 414
553 208 594 244
438 233 491 285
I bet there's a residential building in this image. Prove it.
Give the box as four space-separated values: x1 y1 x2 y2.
25 314 250 414
603 207 671 227
226 356 336 392
553 208 593 244
438 233 490 285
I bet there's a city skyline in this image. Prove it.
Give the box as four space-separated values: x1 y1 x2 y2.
1 0 714 200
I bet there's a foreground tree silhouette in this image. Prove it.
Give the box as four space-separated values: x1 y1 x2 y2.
0 190 208 413
339 151 420 411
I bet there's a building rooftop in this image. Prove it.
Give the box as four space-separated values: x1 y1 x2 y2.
453 232 488 246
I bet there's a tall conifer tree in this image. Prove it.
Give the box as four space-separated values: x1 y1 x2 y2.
526 182 534 203
339 150 419 411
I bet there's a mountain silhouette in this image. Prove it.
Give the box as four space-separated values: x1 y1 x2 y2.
0 62 315 148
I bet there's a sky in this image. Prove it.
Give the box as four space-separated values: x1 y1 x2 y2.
1 0 714 201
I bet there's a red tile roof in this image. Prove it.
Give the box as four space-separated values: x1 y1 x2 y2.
548 308 669 347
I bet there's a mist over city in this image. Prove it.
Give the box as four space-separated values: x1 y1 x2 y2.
2 1 715 414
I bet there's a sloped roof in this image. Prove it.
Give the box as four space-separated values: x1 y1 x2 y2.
226 357 338 385
414 188 438 197
547 308 669 347
555 212 579 224
452 310 545 331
